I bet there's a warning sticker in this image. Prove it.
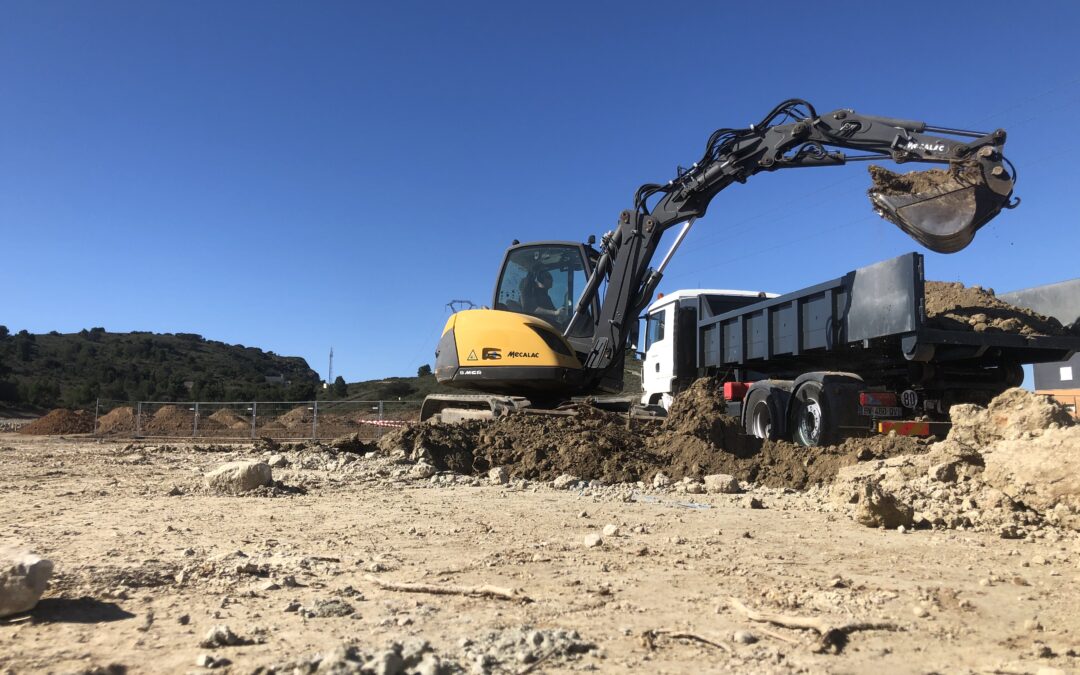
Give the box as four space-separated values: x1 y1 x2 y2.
467 350 478 361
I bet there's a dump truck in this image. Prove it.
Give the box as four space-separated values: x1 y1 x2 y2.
640 253 1080 445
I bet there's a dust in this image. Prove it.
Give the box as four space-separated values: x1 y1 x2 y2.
18 409 94 435
924 281 1070 336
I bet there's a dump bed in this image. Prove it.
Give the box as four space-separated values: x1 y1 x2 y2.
697 253 1080 374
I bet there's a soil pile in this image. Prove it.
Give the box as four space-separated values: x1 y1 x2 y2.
18 409 94 435
869 163 983 197
924 281 1069 336
379 378 924 489
832 388 1080 535
205 409 251 432
97 406 135 435
278 406 313 429
144 405 195 435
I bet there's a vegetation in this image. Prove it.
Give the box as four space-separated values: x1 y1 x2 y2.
0 326 319 409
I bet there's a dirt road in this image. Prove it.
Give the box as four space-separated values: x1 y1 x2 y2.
2 434 1078 674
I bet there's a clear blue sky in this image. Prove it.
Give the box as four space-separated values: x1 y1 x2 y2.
3 1 1078 382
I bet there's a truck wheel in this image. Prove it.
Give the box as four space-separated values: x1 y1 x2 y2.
790 382 834 447
744 391 779 440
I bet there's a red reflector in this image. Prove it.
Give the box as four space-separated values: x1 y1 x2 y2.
724 382 750 402
860 391 898 407
877 421 930 436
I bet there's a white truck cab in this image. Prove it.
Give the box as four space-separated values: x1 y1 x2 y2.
641 289 777 409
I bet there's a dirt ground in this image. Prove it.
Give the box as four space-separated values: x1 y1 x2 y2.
2 423 1079 674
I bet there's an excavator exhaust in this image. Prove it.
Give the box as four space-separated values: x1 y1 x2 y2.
868 161 1016 254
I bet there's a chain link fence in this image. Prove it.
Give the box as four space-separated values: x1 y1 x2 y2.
90 399 422 440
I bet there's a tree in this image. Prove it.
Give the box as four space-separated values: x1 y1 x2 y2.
0 325 9 339
417 364 432 377
332 376 348 397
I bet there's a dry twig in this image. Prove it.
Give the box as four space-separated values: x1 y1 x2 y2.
641 629 731 653
728 597 897 653
364 574 531 602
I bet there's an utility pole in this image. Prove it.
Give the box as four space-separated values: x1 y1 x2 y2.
328 347 334 385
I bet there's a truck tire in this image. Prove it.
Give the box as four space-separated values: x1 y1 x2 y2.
790 382 835 447
744 390 780 440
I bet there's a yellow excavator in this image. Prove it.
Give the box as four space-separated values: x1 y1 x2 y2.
421 100 1017 421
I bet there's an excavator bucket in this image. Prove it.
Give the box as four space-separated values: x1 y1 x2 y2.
867 163 1013 254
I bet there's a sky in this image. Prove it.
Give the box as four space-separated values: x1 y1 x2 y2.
2 1 1079 382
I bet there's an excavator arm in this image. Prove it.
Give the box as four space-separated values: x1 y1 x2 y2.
572 99 1016 390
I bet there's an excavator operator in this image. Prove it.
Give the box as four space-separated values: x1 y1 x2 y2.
520 269 568 330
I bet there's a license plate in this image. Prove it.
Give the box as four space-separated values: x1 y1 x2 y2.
860 405 902 418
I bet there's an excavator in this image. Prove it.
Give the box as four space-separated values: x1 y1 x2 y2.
421 99 1017 421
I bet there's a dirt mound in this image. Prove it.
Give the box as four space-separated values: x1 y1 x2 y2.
869 163 983 197
18 409 94 435
144 405 194 435
278 406 313 429
833 388 1080 534
97 406 135 435
924 281 1069 336
205 409 251 431
379 379 924 489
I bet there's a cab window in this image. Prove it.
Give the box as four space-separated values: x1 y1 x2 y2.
645 310 666 348
494 244 594 336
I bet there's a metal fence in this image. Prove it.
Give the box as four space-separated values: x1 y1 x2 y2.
91 399 422 440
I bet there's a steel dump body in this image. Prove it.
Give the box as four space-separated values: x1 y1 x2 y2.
697 253 1080 381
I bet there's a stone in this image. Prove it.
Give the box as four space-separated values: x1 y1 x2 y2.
704 474 741 494
652 472 671 489
267 454 288 468
204 461 272 495
311 598 354 618
553 474 581 490
0 548 54 618
488 466 510 485
602 524 620 538
199 625 250 648
852 482 914 529
410 462 437 479
584 533 603 548
912 605 929 618
733 630 758 644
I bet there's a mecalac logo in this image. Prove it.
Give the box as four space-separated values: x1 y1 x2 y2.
507 351 540 358
482 347 502 360
904 141 946 153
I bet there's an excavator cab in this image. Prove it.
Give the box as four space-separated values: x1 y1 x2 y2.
493 242 598 340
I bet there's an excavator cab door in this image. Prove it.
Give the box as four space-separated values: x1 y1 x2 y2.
493 242 599 343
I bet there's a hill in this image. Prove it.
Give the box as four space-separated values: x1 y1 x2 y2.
0 326 319 409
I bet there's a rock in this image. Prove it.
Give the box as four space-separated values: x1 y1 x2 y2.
684 482 705 494
204 461 272 495
488 466 510 485
409 462 437 479
733 630 758 645
267 454 289 468
743 496 765 510
198 625 250 648
195 654 230 669
584 533 603 548
652 472 671 489
602 524 620 538
553 474 581 490
851 482 914 529
912 605 929 618
310 598 354 618
703 474 741 494
0 548 54 618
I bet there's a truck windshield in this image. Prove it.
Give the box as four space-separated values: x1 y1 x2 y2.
495 244 592 335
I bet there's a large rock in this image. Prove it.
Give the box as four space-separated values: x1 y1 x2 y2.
0 549 54 618
205 461 272 494
981 426 1080 528
703 474 741 494
948 388 1074 448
